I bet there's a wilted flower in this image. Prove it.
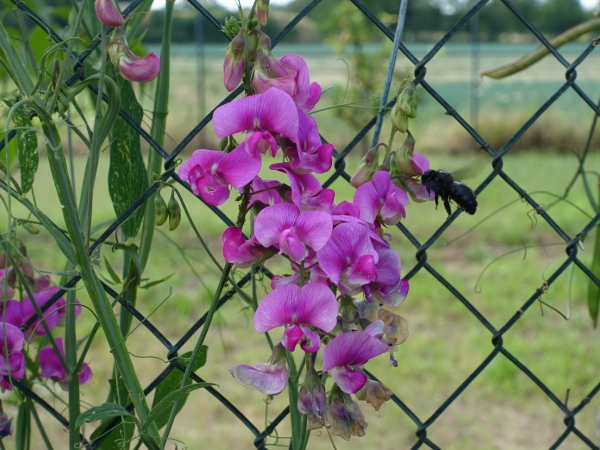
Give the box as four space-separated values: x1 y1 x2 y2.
378 308 409 346
355 379 394 411
254 283 338 353
39 338 92 387
254 203 332 263
327 385 368 440
322 331 388 394
223 29 247 92
108 27 160 83
229 343 289 395
297 360 330 430
179 144 260 206
94 0 124 27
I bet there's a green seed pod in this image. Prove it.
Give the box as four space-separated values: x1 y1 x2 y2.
397 79 418 119
154 191 168 226
22 223 39 235
219 137 229 151
168 192 181 231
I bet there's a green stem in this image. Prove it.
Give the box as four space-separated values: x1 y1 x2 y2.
160 185 253 448
30 402 54 450
65 284 80 450
33 107 160 447
139 0 175 272
286 352 301 450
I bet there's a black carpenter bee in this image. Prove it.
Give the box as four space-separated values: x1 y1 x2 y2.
421 170 477 217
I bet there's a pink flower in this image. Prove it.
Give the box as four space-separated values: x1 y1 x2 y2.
223 29 247 92
317 223 379 295
363 241 408 306
322 331 388 394
280 109 333 174
279 54 322 113
254 283 338 353
39 338 92 386
222 227 273 268
0 301 22 328
354 171 408 226
108 28 160 83
252 33 298 97
270 162 334 211
254 203 333 263
94 0 124 27
229 343 289 395
179 144 261 206
0 323 25 391
247 177 285 210
331 201 361 218
22 286 61 336
213 88 298 158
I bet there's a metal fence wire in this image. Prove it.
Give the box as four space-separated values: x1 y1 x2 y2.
2 0 600 448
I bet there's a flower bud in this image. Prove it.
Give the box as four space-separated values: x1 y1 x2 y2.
223 29 246 92
0 402 13 439
22 223 39 235
256 0 270 26
154 191 168 226
390 103 408 133
108 28 160 83
168 192 181 231
355 379 393 411
94 0 124 28
350 145 380 188
297 360 330 431
251 31 297 96
222 16 241 37
397 79 418 119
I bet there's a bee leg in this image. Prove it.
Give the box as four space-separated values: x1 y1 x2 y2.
443 198 452 217
434 194 439 210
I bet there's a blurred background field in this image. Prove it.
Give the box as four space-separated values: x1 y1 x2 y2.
3 0 600 448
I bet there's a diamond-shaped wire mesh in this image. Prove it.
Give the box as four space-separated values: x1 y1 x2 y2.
3 0 600 448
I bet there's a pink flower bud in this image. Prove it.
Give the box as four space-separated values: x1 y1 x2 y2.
256 0 270 26
223 29 246 92
94 0 124 28
108 28 160 83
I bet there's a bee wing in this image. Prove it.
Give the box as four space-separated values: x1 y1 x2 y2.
449 157 487 182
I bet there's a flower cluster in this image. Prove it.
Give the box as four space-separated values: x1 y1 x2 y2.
94 0 160 83
177 24 430 440
0 242 92 395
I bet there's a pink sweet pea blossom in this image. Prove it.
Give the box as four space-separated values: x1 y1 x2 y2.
0 323 25 391
254 203 332 263
94 0 124 27
254 283 338 353
270 163 334 211
247 177 285 210
179 144 261 206
213 88 298 158
0 301 22 328
322 331 389 394
108 28 160 83
230 343 289 395
252 33 297 97
280 110 333 174
354 171 409 226
364 241 408 306
22 287 61 336
279 54 322 113
39 338 92 386
222 227 273 268
317 223 379 295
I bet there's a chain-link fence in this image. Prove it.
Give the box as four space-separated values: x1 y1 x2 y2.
2 0 600 448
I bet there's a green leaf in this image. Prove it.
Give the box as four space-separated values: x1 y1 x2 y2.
140 273 174 289
15 400 31 450
90 377 135 450
144 381 215 431
108 77 147 239
150 348 208 429
2 100 39 194
104 256 122 284
75 403 137 429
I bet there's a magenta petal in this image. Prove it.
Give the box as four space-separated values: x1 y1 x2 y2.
294 211 333 252
323 331 389 371
374 244 401 288
364 320 384 337
329 366 368 394
229 362 289 395
117 52 161 83
346 255 378 286
255 203 300 248
354 182 381 224
279 54 322 112
0 323 24 353
282 324 304 351
1 301 23 328
411 153 429 174
254 284 301 333
213 88 298 141
296 283 338 332
78 363 93 385
39 345 66 381
220 144 261 188
280 231 307 263
195 174 230 206
300 326 321 353
0 353 25 379
94 0 124 27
